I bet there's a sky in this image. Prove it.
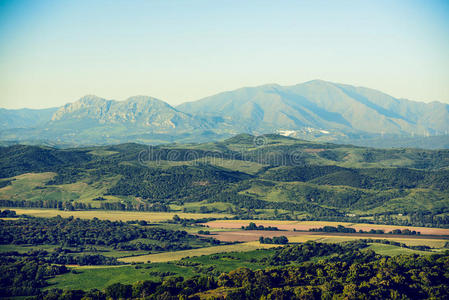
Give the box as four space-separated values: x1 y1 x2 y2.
0 0 448 109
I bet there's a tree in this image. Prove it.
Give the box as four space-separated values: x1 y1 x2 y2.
105 283 132 299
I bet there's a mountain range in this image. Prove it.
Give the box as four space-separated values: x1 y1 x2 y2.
1 80 449 148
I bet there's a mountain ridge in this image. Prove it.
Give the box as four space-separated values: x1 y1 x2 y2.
1 80 448 148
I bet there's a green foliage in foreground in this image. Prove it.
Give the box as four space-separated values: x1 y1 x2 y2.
28 242 449 300
0 257 68 297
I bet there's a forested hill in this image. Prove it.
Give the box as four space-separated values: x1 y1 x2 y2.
1 134 449 227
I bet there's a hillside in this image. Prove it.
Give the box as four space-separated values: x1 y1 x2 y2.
1 134 448 227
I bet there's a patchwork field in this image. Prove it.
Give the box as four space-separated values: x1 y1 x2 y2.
121 232 448 264
199 230 309 242
203 220 449 235
198 230 448 248
43 236 448 292
288 234 448 248
47 248 277 291
118 242 277 263
1 207 233 221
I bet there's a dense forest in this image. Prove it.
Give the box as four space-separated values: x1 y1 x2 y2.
0 216 221 251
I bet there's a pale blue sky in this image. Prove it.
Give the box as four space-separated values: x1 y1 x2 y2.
1 0 448 109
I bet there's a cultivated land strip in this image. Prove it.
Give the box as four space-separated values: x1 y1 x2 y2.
203 220 449 235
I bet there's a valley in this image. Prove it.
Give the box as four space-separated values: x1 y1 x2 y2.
1 134 449 298
3 1 449 298
1 134 449 226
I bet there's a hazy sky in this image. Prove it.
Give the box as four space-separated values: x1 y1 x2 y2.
1 0 449 109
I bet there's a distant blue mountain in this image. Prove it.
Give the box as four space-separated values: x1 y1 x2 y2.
1 80 448 148
0 107 58 129
178 80 449 137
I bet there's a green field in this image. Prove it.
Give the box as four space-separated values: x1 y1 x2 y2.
118 242 276 263
0 172 127 207
47 248 276 291
46 264 196 291
45 237 446 291
366 243 434 256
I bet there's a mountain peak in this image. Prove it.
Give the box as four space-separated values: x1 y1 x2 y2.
124 95 173 108
77 94 107 103
179 80 449 137
47 94 207 133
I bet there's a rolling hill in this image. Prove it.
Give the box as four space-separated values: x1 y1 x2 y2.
1 134 448 227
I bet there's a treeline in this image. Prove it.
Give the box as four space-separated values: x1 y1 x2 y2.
1 249 122 266
242 222 279 231
0 208 17 217
167 215 219 226
309 225 358 233
389 228 421 235
0 199 91 210
0 199 170 212
302 211 449 229
408 210 449 228
259 236 288 244
0 216 219 250
99 201 170 212
265 241 370 265
309 225 421 235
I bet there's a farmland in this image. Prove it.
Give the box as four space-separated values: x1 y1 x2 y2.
118 241 276 263
47 248 278 291
2 207 232 221
2 204 449 298
2 135 449 298
2 137 449 228
203 220 449 235
44 238 449 292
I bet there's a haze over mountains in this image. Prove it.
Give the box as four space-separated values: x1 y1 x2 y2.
1 80 449 148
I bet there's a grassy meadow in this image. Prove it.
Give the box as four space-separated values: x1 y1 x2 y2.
118 242 277 263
